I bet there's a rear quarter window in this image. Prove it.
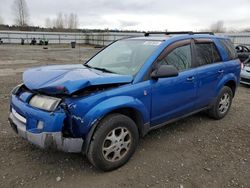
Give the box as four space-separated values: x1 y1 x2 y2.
219 39 237 60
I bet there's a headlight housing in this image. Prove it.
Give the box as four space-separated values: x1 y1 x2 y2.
11 83 23 95
29 95 61 111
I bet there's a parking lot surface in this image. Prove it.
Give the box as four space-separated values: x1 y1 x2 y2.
0 45 249 188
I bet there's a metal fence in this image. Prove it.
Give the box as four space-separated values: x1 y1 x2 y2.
0 30 250 47
225 33 250 46
0 31 84 44
0 30 143 46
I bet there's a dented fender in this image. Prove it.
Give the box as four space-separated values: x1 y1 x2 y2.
84 96 150 130
79 96 150 154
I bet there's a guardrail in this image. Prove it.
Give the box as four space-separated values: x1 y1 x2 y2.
0 30 250 47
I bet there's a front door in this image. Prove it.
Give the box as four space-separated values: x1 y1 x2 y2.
151 40 197 126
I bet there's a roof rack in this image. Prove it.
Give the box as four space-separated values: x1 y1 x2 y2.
144 31 214 37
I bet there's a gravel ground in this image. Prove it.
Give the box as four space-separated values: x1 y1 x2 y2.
0 44 249 188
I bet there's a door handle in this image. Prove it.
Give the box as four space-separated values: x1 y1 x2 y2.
186 76 195 81
218 70 224 74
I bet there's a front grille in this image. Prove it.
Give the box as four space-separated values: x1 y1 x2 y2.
241 77 250 83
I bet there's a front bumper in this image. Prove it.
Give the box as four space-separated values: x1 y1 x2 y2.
9 94 84 153
9 112 84 153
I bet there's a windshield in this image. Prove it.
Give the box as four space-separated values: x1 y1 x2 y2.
85 40 162 75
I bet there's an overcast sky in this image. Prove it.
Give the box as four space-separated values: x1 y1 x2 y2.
0 0 250 31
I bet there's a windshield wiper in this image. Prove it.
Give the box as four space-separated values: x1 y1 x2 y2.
83 64 92 68
84 64 117 74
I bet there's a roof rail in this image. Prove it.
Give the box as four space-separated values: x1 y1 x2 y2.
144 31 214 37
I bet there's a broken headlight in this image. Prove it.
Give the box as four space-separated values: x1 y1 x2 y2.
29 95 61 111
11 83 23 95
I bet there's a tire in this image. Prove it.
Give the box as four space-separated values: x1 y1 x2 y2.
208 86 233 120
87 113 139 171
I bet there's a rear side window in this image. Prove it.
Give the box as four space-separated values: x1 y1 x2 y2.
219 39 237 60
195 42 221 66
159 44 192 71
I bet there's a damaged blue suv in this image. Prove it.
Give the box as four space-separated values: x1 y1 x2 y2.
9 32 241 171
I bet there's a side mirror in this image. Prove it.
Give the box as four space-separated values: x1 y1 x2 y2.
151 64 179 79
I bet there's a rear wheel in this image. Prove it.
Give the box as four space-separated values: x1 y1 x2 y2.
87 114 139 171
208 86 233 120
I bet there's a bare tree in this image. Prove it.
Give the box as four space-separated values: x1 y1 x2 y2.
68 13 78 29
12 0 29 26
52 18 57 28
210 21 225 33
63 14 68 28
0 15 3 24
45 18 52 28
50 12 79 29
243 28 250 32
55 12 64 29
68 13 74 29
73 13 78 29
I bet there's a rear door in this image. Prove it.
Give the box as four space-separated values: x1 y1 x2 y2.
193 39 225 109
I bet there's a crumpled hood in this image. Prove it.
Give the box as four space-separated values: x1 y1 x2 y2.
23 64 133 95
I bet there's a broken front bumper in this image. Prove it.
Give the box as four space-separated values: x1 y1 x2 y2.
9 94 84 153
9 112 83 153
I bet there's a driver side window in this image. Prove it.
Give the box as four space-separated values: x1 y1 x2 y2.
159 44 192 72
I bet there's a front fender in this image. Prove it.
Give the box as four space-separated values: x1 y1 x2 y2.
83 96 150 131
80 96 150 154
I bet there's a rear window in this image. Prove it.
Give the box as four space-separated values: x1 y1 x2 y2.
219 39 237 60
195 42 221 66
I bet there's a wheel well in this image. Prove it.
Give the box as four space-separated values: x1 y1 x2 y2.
107 108 145 137
84 108 145 154
224 80 236 96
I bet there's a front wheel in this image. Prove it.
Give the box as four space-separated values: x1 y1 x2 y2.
208 86 233 120
87 114 139 171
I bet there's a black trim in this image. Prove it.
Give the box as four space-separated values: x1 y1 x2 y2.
140 107 209 137
8 117 18 134
82 119 100 154
149 107 209 131
190 39 197 68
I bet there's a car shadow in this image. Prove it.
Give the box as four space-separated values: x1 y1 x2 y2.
144 112 211 139
240 83 250 88
21 112 212 174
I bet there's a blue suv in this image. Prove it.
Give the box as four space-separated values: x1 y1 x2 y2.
9 32 241 171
